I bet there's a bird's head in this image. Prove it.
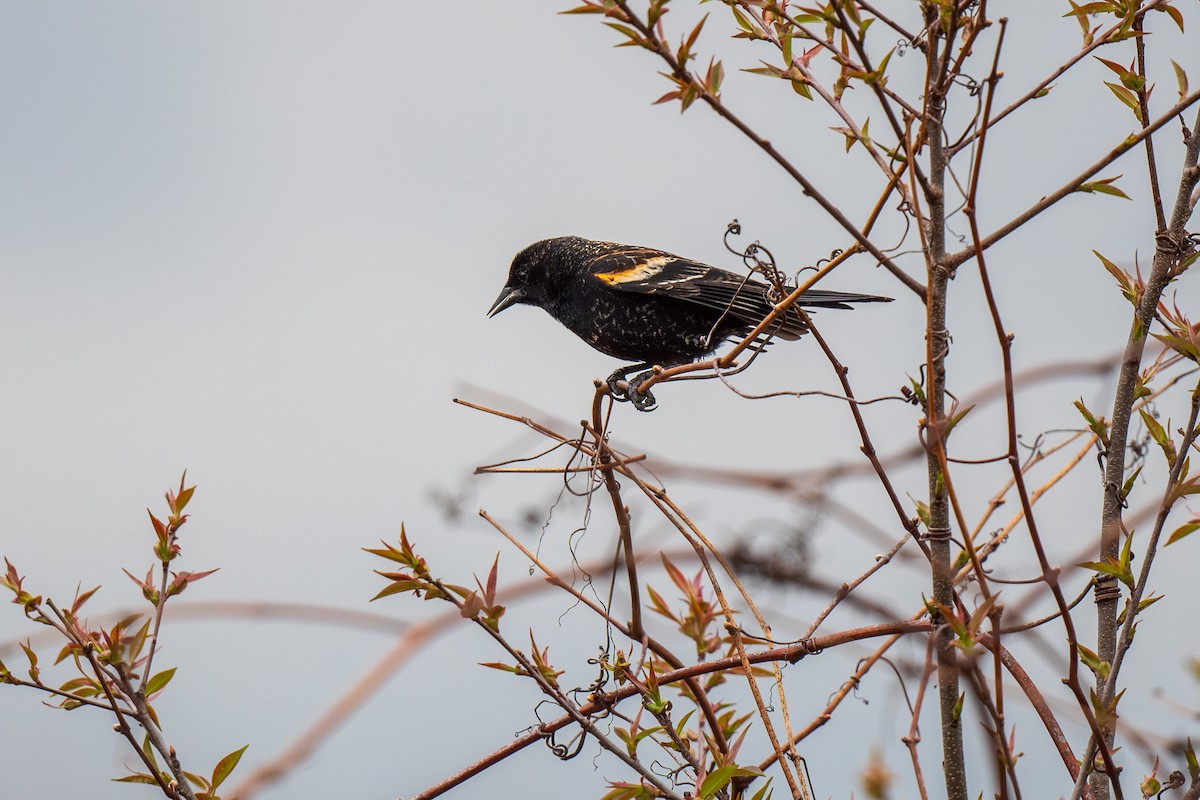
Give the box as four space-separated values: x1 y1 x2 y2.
488 237 584 317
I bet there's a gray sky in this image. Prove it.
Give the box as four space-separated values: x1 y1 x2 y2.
2 3 1198 798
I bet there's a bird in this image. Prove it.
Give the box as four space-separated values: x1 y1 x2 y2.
488 236 892 411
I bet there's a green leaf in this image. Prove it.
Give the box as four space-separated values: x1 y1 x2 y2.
698 765 739 799
210 744 249 790
1074 399 1109 444
1139 409 1177 466
865 48 894 87
1077 643 1111 680
750 778 775 800
1077 174 1131 200
1078 559 1130 586
112 774 161 785
1120 465 1142 502
731 6 753 32
944 403 976 438
1167 520 1200 545
369 579 423 601
1171 60 1190 101
144 667 177 696
1105 81 1143 123
183 770 211 791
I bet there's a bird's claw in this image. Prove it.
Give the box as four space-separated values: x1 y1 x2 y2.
605 368 633 403
627 371 658 412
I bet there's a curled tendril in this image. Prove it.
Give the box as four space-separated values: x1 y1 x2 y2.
954 73 981 97
533 701 590 760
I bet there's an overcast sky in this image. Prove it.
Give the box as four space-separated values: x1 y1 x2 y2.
2 3 1198 798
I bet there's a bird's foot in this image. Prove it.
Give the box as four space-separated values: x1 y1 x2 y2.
604 366 658 411
605 367 634 403
627 370 658 412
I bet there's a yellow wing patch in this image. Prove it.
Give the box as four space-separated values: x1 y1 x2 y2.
594 256 673 285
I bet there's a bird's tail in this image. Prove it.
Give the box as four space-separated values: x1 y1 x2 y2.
794 289 894 310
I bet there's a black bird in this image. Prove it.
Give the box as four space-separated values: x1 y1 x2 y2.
489 236 891 411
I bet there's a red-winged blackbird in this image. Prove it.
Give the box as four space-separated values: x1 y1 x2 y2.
489 236 891 411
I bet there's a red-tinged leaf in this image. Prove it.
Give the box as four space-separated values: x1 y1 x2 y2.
370 580 423 601
1173 479 1200 500
59 676 101 697
20 640 40 683
684 13 708 53
1158 2 1184 32
71 584 101 614
1152 333 1200 361
53 641 76 666
147 510 167 538
646 585 680 623
706 58 724 96
145 667 177 696
1095 56 1129 77
1166 521 1200 545
167 568 220 597
123 568 154 595
460 590 484 620
210 744 249 790
653 90 681 105
1093 250 1139 304
660 554 691 596
175 484 196 513
559 4 607 14
485 555 499 605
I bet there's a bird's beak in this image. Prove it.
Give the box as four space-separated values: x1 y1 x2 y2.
487 286 525 317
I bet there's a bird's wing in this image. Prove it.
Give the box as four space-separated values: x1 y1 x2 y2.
587 247 831 341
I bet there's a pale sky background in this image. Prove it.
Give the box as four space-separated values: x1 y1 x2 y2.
2 3 1198 799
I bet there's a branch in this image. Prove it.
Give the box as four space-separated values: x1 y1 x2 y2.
947 87 1200 269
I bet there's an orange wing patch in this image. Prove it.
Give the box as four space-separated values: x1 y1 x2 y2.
594 256 673 285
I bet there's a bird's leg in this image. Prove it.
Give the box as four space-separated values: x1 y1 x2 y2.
626 369 659 413
604 363 649 403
